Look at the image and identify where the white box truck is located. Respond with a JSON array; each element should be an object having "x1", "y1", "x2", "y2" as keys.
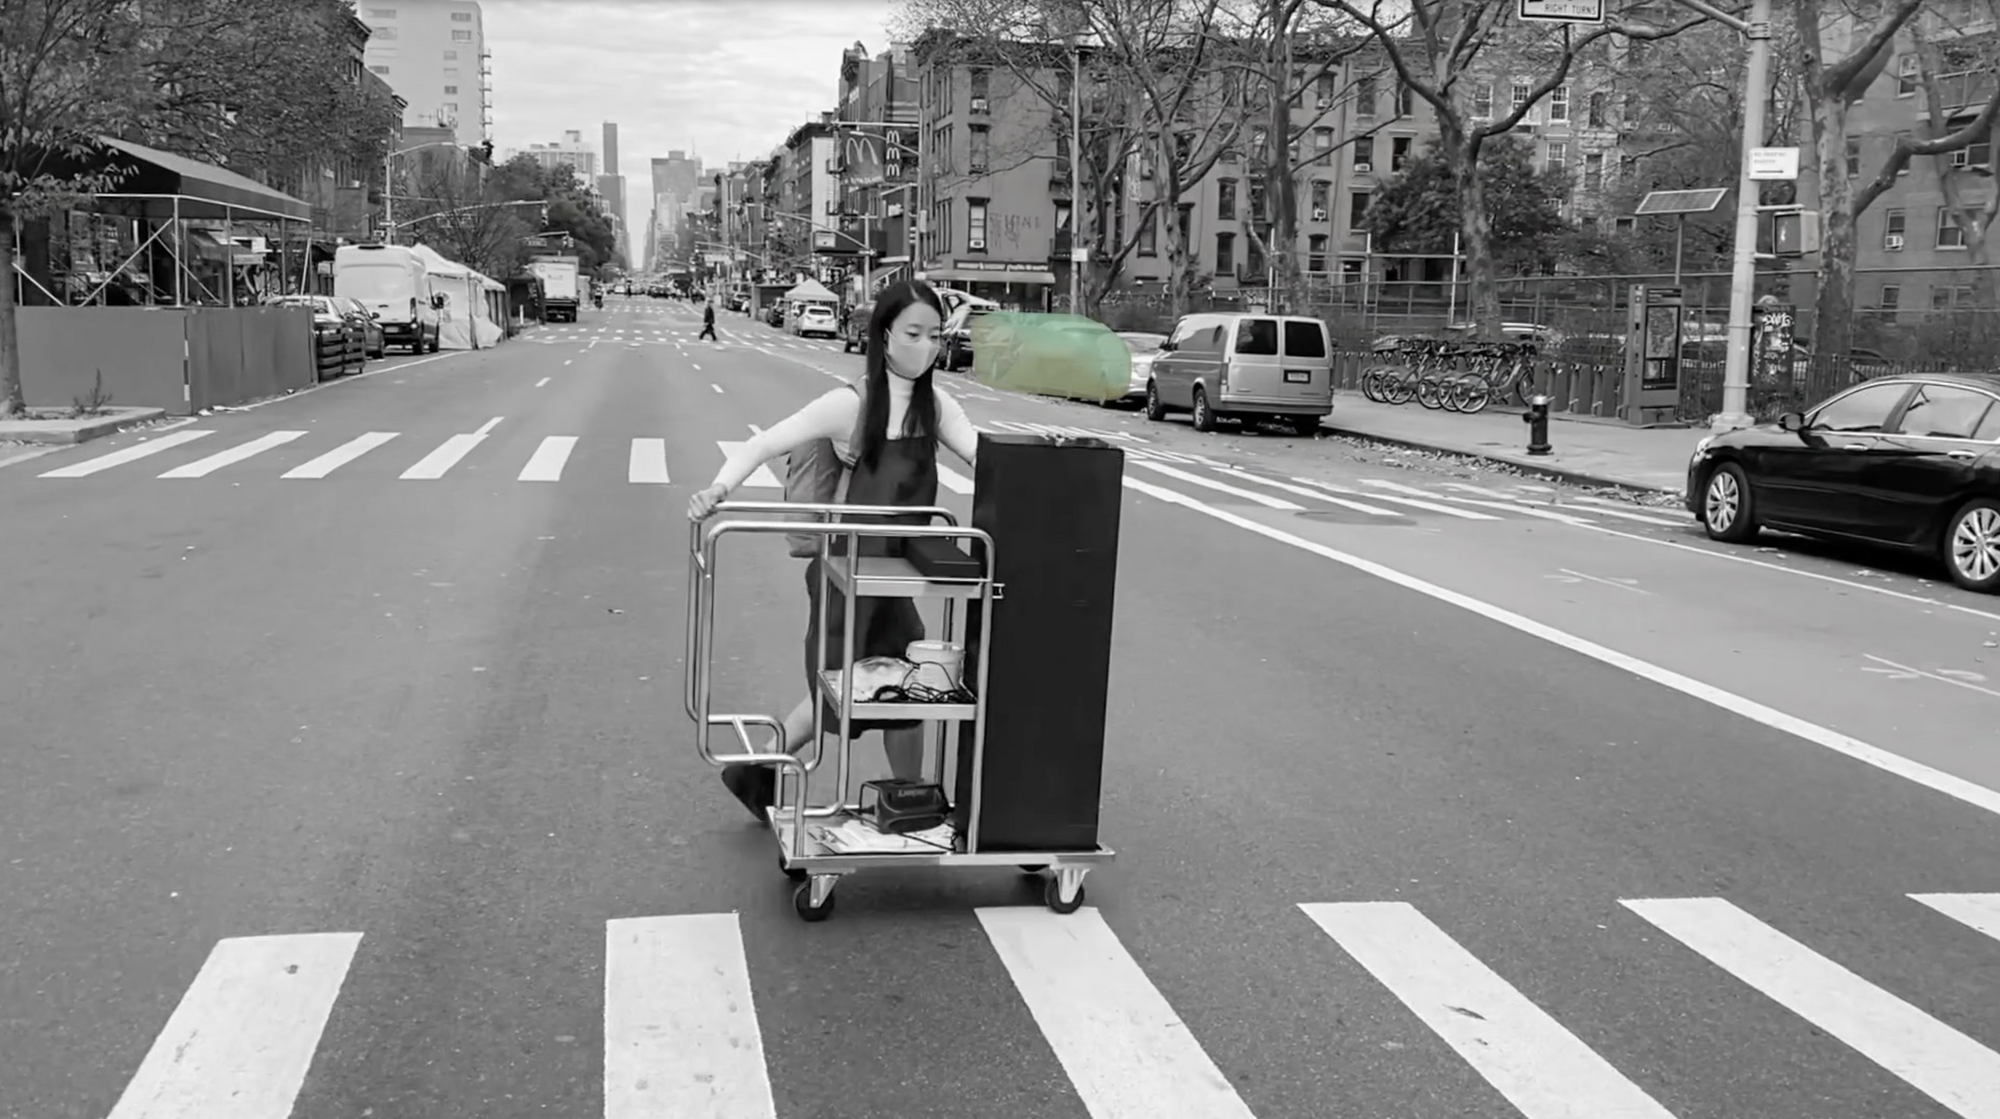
[{"x1": 529, "y1": 256, "x2": 581, "y2": 322}]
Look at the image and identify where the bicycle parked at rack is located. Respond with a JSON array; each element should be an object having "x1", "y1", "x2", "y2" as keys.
[{"x1": 1360, "y1": 337, "x2": 1545, "y2": 414}]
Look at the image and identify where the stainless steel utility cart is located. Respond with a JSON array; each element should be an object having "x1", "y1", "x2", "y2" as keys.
[{"x1": 686, "y1": 500, "x2": 1115, "y2": 922}]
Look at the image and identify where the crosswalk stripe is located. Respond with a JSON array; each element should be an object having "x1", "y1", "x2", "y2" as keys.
[
  {"x1": 39, "y1": 429, "x2": 214, "y2": 477},
  {"x1": 1442, "y1": 485, "x2": 1683, "y2": 527},
  {"x1": 629, "y1": 438, "x2": 670, "y2": 484},
  {"x1": 1301, "y1": 902, "x2": 1676, "y2": 1119},
  {"x1": 106, "y1": 932, "x2": 362, "y2": 1119},
  {"x1": 400, "y1": 434, "x2": 486, "y2": 480},
  {"x1": 1561, "y1": 495, "x2": 1693, "y2": 526},
  {"x1": 518, "y1": 436, "x2": 578, "y2": 482},
  {"x1": 1218, "y1": 468, "x2": 1401, "y2": 515},
  {"x1": 1624, "y1": 897, "x2": 2000, "y2": 1116},
  {"x1": 1911, "y1": 893, "x2": 2000, "y2": 940},
  {"x1": 1366, "y1": 480, "x2": 1594, "y2": 525},
  {"x1": 978, "y1": 907, "x2": 1259, "y2": 1119},
  {"x1": 282, "y1": 432, "x2": 398, "y2": 479},
  {"x1": 937, "y1": 465, "x2": 974, "y2": 494},
  {"x1": 1130, "y1": 460, "x2": 1304, "y2": 510},
  {"x1": 716, "y1": 441, "x2": 781, "y2": 488},
  {"x1": 159, "y1": 431, "x2": 307, "y2": 478},
  {"x1": 604, "y1": 914, "x2": 775, "y2": 1119},
  {"x1": 1296, "y1": 476, "x2": 1499, "y2": 520}
]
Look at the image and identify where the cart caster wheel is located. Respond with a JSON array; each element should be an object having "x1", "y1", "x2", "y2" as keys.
[
  {"x1": 794, "y1": 878, "x2": 836, "y2": 922},
  {"x1": 1044, "y1": 876, "x2": 1085, "y2": 915},
  {"x1": 1018, "y1": 864, "x2": 1048, "y2": 875}
]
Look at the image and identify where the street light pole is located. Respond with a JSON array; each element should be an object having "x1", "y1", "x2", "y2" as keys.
[
  {"x1": 1714, "y1": 0, "x2": 1772, "y2": 431},
  {"x1": 1069, "y1": 40, "x2": 1083, "y2": 314}
]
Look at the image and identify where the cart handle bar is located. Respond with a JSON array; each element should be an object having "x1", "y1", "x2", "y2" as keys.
[
  {"x1": 699, "y1": 713, "x2": 814, "y2": 842},
  {"x1": 688, "y1": 501, "x2": 958, "y2": 558}
]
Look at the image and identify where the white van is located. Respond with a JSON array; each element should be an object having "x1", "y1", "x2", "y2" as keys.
[
  {"x1": 334, "y1": 244, "x2": 444, "y2": 355},
  {"x1": 1143, "y1": 312, "x2": 1335, "y2": 435}
]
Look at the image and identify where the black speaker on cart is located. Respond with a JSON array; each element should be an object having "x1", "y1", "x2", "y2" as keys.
[{"x1": 951, "y1": 433, "x2": 1123, "y2": 852}]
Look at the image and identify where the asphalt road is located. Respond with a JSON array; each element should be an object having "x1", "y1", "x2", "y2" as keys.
[{"x1": 3, "y1": 296, "x2": 1998, "y2": 1119}]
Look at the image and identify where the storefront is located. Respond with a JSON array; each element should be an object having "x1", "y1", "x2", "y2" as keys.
[{"x1": 918, "y1": 260, "x2": 1058, "y2": 311}]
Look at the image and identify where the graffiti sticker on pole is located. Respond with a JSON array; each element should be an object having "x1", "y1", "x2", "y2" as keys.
[{"x1": 1518, "y1": 0, "x2": 1604, "y2": 22}]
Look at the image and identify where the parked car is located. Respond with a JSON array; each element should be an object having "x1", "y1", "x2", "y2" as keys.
[
  {"x1": 1108, "y1": 331, "x2": 1168, "y2": 406},
  {"x1": 794, "y1": 304, "x2": 838, "y2": 339},
  {"x1": 271, "y1": 295, "x2": 366, "y2": 378},
  {"x1": 1686, "y1": 373, "x2": 2000, "y2": 592},
  {"x1": 332, "y1": 296, "x2": 385, "y2": 358},
  {"x1": 1144, "y1": 312, "x2": 1335, "y2": 436}
]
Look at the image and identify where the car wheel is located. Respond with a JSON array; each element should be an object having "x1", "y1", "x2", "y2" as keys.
[
  {"x1": 1144, "y1": 381, "x2": 1166, "y2": 422},
  {"x1": 1191, "y1": 386, "x2": 1216, "y2": 432},
  {"x1": 1943, "y1": 498, "x2": 2000, "y2": 593},
  {"x1": 1701, "y1": 462, "x2": 1758, "y2": 543}
]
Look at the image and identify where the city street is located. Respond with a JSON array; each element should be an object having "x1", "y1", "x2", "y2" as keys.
[{"x1": 4, "y1": 297, "x2": 1999, "y2": 1119}]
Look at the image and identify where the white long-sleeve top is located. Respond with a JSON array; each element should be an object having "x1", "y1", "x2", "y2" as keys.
[{"x1": 708, "y1": 375, "x2": 979, "y2": 494}]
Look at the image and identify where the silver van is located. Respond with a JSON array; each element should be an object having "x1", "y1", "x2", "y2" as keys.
[{"x1": 1143, "y1": 312, "x2": 1334, "y2": 435}]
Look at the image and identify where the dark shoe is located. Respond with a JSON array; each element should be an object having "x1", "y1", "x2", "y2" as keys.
[{"x1": 720, "y1": 764, "x2": 777, "y2": 824}]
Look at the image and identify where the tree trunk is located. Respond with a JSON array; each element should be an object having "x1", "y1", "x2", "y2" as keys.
[
  {"x1": 0, "y1": 198, "x2": 26, "y2": 419},
  {"x1": 1808, "y1": 90, "x2": 1858, "y2": 363},
  {"x1": 1453, "y1": 144, "x2": 1500, "y2": 335},
  {"x1": 1265, "y1": 0, "x2": 1299, "y2": 313}
]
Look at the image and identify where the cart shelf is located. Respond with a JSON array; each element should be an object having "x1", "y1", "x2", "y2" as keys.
[
  {"x1": 817, "y1": 670, "x2": 977, "y2": 721},
  {"x1": 820, "y1": 552, "x2": 988, "y2": 600}
]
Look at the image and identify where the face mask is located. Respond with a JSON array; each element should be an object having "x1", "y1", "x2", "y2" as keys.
[{"x1": 885, "y1": 335, "x2": 937, "y2": 379}]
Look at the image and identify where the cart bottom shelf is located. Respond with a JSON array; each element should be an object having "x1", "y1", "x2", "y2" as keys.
[{"x1": 770, "y1": 810, "x2": 1116, "y2": 871}]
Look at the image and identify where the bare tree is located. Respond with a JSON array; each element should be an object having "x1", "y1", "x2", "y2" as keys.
[
  {"x1": 1794, "y1": 0, "x2": 2000, "y2": 359},
  {"x1": 402, "y1": 153, "x2": 535, "y2": 280},
  {"x1": 1909, "y1": 6, "x2": 2000, "y2": 356},
  {"x1": 1312, "y1": 0, "x2": 1704, "y2": 336}
]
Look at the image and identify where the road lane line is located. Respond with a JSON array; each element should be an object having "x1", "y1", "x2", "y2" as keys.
[
  {"x1": 938, "y1": 465, "x2": 974, "y2": 494},
  {"x1": 629, "y1": 439, "x2": 670, "y2": 484},
  {"x1": 1117, "y1": 475, "x2": 2000, "y2": 817},
  {"x1": 1291, "y1": 476, "x2": 1498, "y2": 520},
  {"x1": 692, "y1": 363, "x2": 702, "y2": 371},
  {"x1": 400, "y1": 434, "x2": 485, "y2": 479},
  {"x1": 105, "y1": 932, "x2": 361, "y2": 1119},
  {"x1": 158, "y1": 430, "x2": 307, "y2": 478},
  {"x1": 1624, "y1": 897, "x2": 2000, "y2": 1116},
  {"x1": 39, "y1": 430, "x2": 214, "y2": 477},
  {"x1": 282, "y1": 432, "x2": 399, "y2": 479},
  {"x1": 535, "y1": 376, "x2": 551, "y2": 387},
  {"x1": 712, "y1": 383, "x2": 724, "y2": 393},
  {"x1": 1381, "y1": 484, "x2": 1596, "y2": 525},
  {"x1": 717, "y1": 441, "x2": 781, "y2": 488},
  {"x1": 1862, "y1": 654, "x2": 2000, "y2": 698},
  {"x1": 565, "y1": 359, "x2": 574, "y2": 366},
  {"x1": 1218, "y1": 468, "x2": 1400, "y2": 516},
  {"x1": 1438, "y1": 486, "x2": 1684, "y2": 528},
  {"x1": 1129, "y1": 460, "x2": 1303, "y2": 510},
  {"x1": 518, "y1": 436, "x2": 577, "y2": 482},
  {"x1": 604, "y1": 914, "x2": 775, "y2": 1119},
  {"x1": 475, "y1": 416, "x2": 503, "y2": 436},
  {"x1": 1911, "y1": 894, "x2": 2000, "y2": 940},
  {"x1": 1300, "y1": 902, "x2": 1675, "y2": 1119},
  {"x1": 977, "y1": 907, "x2": 1259, "y2": 1119}
]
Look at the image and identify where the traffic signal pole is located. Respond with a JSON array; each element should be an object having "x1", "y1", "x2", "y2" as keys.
[{"x1": 1713, "y1": 0, "x2": 1773, "y2": 431}]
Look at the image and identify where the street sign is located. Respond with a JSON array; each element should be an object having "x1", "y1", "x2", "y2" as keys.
[
  {"x1": 1635, "y1": 188, "x2": 1728, "y2": 216},
  {"x1": 1748, "y1": 147, "x2": 1801, "y2": 180},
  {"x1": 1518, "y1": 0, "x2": 1604, "y2": 23}
]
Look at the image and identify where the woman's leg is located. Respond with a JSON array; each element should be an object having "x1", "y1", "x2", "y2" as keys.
[{"x1": 882, "y1": 725, "x2": 925, "y2": 781}]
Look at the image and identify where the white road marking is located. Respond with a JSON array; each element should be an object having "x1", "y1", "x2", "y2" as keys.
[
  {"x1": 565, "y1": 359, "x2": 574, "y2": 366},
  {"x1": 535, "y1": 377, "x2": 551, "y2": 387},
  {"x1": 1555, "y1": 568, "x2": 1650, "y2": 595},
  {"x1": 1130, "y1": 460, "x2": 1303, "y2": 510},
  {"x1": 978, "y1": 907, "x2": 1259, "y2": 1119},
  {"x1": 282, "y1": 432, "x2": 398, "y2": 479},
  {"x1": 518, "y1": 436, "x2": 577, "y2": 482},
  {"x1": 400, "y1": 434, "x2": 485, "y2": 479},
  {"x1": 105, "y1": 932, "x2": 361, "y2": 1119},
  {"x1": 39, "y1": 429, "x2": 213, "y2": 477},
  {"x1": 604, "y1": 914, "x2": 775, "y2": 1119},
  {"x1": 1218, "y1": 468, "x2": 1400, "y2": 516},
  {"x1": 717, "y1": 441, "x2": 780, "y2": 488},
  {"x1": 1911, "y1": 893, "x2": 2000, "y2": 940},
  {"x1": 712, "y1": 383, "x2": 724, "y2": 394},
  {"x1": 1301, "y1": 902, "x2": 1675, "y2": 1119},
  {"x1": 1293, "y1": 476, "x2": 1498, "y2": 520},
  {"x1": 629, "y1": 439, "x2": 670, "y2": 484},
  {"x1": 474, "y1": 416, "x2": 503, "y2": 436},
  {"x1": 1117, "y1": 475, "x2": 2000, "y2": 817},
  {"x1": 1862, "y1": 654, "x2": 2000, "y2": 698},
  {"x1": 691, "y1": 363, "x2": 701, "y2": 371},
  {"x1": 1375, "y1": 482, "x2": 1593, "y2": 525},
  {"x1": 1624, "y1": 897, "x2": 2000, "y2": 1117},
  {"x1": 158, "y1": 430, "x2": 307, "y2": 478},
  {"x1": 937, "y1": 465, "x2": 974, "y2": 494}
]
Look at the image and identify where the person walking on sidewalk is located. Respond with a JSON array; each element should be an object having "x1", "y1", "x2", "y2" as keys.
[
  {"x1": 698, "y1": 299, "x2": 718, "y2": 342},
  {"x1": 688, "y1": 281, "x2": 981, "y2": 822}
]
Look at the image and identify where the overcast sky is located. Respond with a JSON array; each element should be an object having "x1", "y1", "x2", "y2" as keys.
[{"x1": 483, "y1": 0, "x2": 902, "y2": 239}]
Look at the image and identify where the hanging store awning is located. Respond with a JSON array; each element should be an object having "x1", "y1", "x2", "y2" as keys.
[
  {"x1": 922, "y1": 267, "x2": 1058, "y2": 285},
  {"x1": 88, "y1": 136, "x2": 313, "y2": 223}
]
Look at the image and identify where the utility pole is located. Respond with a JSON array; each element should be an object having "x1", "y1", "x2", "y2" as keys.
[
  {"x1": 1713, "y1": 0, "x2": 1772, "y2": 431},
  {"x1": 1068, "y1": 40, "x2": 1083, "y2": 314}
]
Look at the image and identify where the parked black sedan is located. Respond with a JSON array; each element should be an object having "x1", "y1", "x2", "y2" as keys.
[{"x1": 1686, "y1": 374, "x2": 2000, "y2": 591}]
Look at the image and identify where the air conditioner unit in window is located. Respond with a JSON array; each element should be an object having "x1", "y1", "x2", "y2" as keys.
[
  {"x1": 1885, "y1": 234, "x2": 1905, "y2": 250},
  {"x1": 968, "y1": 237, "x2": 986, "y2": 250},
  {"x1": 1312, "y1": 208, "x2": 1328, "y2": 221},
  {"x1": 971, "y1": 97, "x2": 989, "y2": 113},
  {"x1": 1354, "y1": 162, "x2": 1372, "y2": 174}
]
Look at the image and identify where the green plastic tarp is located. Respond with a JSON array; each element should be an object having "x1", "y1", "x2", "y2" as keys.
[{"x1": 969, "y1": 313, "x2": 1129, "y2": 403}]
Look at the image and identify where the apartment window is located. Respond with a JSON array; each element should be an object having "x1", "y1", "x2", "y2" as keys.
[
  {"x1": 1949, "y1": 113, "x2": 1992, "y2": 168},
  {"x1": 1054, "y1": 200, "x2": 1072, "y2": 238},
  {"x1": 1897, "y1": 55, "x2": 1919, "y2": 96},
  {"x1": 1317, "y1": 73, "x2": 1336, "y2": 108},
  {"x1": 1391, "y1": 136, "x2": 1412, "y2": 171},
  {"x1": 969, "y1": 125, "x2": 989, "y2": 173},
  {"x1": 1310, "y1": 180, "x2": 1329, "y2": 216},
  {"x1": 1472, "y1": 84, "x2": 1493, "y2": 120},
  {"x1": 1356, "y1": 75, "x2": 1378, "y2": 118},
  {"x1": 1353, "y1": 136, "x2": 1373, "y2": 170},
  {"x1": 373, "y1": 25, "x2": 398, "y2": 38},
  {"x1": 1395, "y1": 82, "x2": 1413, "y2": 116},
  {"x1": 444, "y1": 102, "x2": 459, "y2": 112},
  {"x1": 1846, "y1": 137, "x2": 1862, "y2": 176},
  {"x1": 1249, "y1": 178, "x2": 1267, "y2": 222},
  {"x1": 1349, "y1": 190, "x2": 1371, "y2": 228},
  {"x1": 444, "y1": 85, "x2": 459, "y2": 94},
  {"x1": 1246, "y1": 236, "x2": 1265, "y2": 278},
  {"x1": 1546, "y1": 141, "x2": 1567, "y2": 174},
  {"x1": 1139, "y1": 211, "x2": 1157, "y2": 255},
  {"x1": 451, "y1": 10, "x2": 472, "y2": 19},
  {"x1": 1177, "y1": 203, "x2": 1192, "y2": 246},
  {"x1": 1878, "y1": 284, "x2": 1901, "y2": 317},
  {"x1": 1215, "y1": 232, "x2": 1236, "y2": 273},
  {"x1": 369, "y1": 65, "x2": 391, "y2": 74},
  {"x1": 970, "y1": 67, "x2": 990, "y2": 108},
  {"x1": 1583, "y1": 151, "x2": 1603, "y2": 189},
  {"x1": 1173, "y1": 131, "x2": 1193, "y2": 169},
  {"x1": 1932, "y1": 283, "x2": 1973, "y2": 309},
  {"x1": 1217, "y1": 178, "x2": 1237, "y2": 220},
  {"x1": 452, "y1": 29, "x2": 472, "y2": 40},
  {"x1": 1510, "y1": 81, "x2": 1530, "y2": 115},
  {"x1": 1308, "y1": 234, "x2": 1328, "y2": 273},
  {"x1": 367, "y1": 7, "x2": 396, "y2": 16},
  {"x1": 1588, "y1": 92, "x2": 1607, "y2": 127},
  {"x1": 968, "y1": 198, "x2": 988, "y2": 249},
  {"x1": 1549, "y1": 85, "x2": 1570, "y2": 123},
  {"x1": 1884, "y1": 207, "x2": 1906, "y2": 249},
  {"x1": 1938, "y1": 206, "x2": 1967, "y2": 248},
  {"x1": 1250, "y1": 125, "x2": 1268, "y2": 159}
]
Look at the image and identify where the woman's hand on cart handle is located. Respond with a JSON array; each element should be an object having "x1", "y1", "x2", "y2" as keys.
[{"x1": 688, "y1": 482, "x2": 729, "y2": 522}]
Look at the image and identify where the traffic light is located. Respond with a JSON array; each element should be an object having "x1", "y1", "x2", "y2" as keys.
[{"x1": 1772, "y1": 208, "x2": 1821, "y2": 257}]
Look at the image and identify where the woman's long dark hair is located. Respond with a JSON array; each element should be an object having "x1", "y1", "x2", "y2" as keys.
[{"x1": 855, "y1": 280, "x2": 945, "y2": 472}]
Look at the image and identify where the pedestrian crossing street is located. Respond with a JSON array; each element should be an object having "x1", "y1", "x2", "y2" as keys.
[
  {"x1": 16, "y1": 417, "x2": 1696, "y2": 528},
  {"x1": 103, "y1": 891, "x2": 2000, "y2": 1117}
]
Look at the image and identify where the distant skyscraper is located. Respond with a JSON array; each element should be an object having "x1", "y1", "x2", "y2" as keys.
[
  {"x1": 359, "y1": 0, "x2": 491, "y2": 147},
  {"x1": 601, "y1": 122, "x2": 628, "y2": 264}
]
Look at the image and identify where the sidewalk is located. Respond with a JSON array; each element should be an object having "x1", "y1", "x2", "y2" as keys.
[{"x1": 1322, "y1": 392, "x2": 1703, "y2": 494}]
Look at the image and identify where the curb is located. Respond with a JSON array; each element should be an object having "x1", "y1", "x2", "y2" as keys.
[
  {"x1": 1318, "y1": 421, "x2": 1682, "y2": 495},
  {"x1": 0, "y1": 407, "x2": 167, "y2": 446}
]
